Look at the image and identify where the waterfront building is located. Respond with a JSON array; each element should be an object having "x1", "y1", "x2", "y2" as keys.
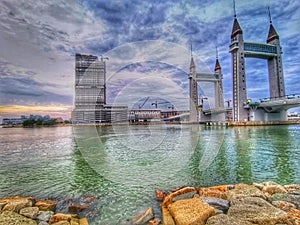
[{"x1": 72, "y1": 53, "x2": 128, "y2": 124}]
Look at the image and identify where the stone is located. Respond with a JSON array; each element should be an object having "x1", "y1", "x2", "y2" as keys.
[
  {"x1": 171, "y1": 190, "x2": 198, "y2": 202},
  {"x1": 133, "y1": 207, "x2": 154, "y2": 225},
  {"x1": 19, "y1": 206, "x2": 39, "y2": 219},
  {"x1": 168, "y1": 197, "x2": 216, "y2": 225},
  {"x1": 68, "y1": 204, "x2": 89, "y2": 213},
  {"x1": 287, "y1": 209, "x2": 300, "y2": 225},
  {"x1": 37, "y1": 211, "x2": 54, "y2": 222},
  {"x1": 253, "y1": 182, "x2": 264, "y2": 190},
  {"x1": 208, "y1": 184, "x2": 234, "y2": 193},
  {"x1": 51, "y1": 221, "x2": 70, "y2": 225},
  {"x1": 226, "y1": 184, "x2": 266, "y2": 201},
  {"x1": 262, "y1": 184, "x2": 287, "y2": 196},
  {"x1": 0, "y1": 196, "x2": 35, "y2": 205},
  {"x1": 148, "y1": 218, "x2": 161, "y2": 225},
  {"x1": 38, "y1": 222, "x2": 49, "y2": 225},
  {"x1": 49, "y1": 213, "x2": 77, "y2": 224},
  {"x1": 0, "y1": 210, "x2": 37, "y2": 225},
  {"x1": 70, "y1": 218, "x2": 80, "y2": 225},
  {"x1": 269, "y1": 193, "x2": 300, "y2": 209},
  {"x1": 155, "y1": 190, "x2": 168, "y2": 201},
  {"x1": 2, "y1": 199, "x2": 33, "y2": 212},
  {"x1": 36, "y1": 200, "x2": 57, "y2": 212},
  {"x1": 163, "y1": 187, "x2": 197, "y2": 206},
  {"x1": 272, "y1": 201, "x2": 296, "y2": 211},
  {"x1": 79, "y1": 218, "x2": 89, "y2": 225},
  {"x1": 161, "y1": 205, "x2": 175, "y2": 225},
  {"x1": 199, "y1": 197, "x2": 229, "y2": 212},
  {"x1": 82, "y1": 196, "x2": 97, "y2": 203},
  {"x1": 206, "y1": 214, "x2": 254, "y2": 225},
  {"x1": 197, "y1": 188, "x2": 226, "y2": 199},
  {"x1": 284, "y1": 184, "x2": 300, "y2": 193},
  {"x1": 0, "y1": 202, "x2": 7, "y2": 211},
  {"x1": 228, "y1": 196, "x2": 293, "y2": 224}
]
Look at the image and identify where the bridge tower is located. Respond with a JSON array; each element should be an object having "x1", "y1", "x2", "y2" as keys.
[
  {"x1": 229, "y1": 13, "x2": 248, "y2": 121},
  {"x1": 189, "y1": 52, "x2": 199, "y2": 122},
  {"x1": 214, "y1": 50, "x2": 225, "y2": 109},
  {"x1": 266, "y1": 9, "x2": 285, "y2": 98}
]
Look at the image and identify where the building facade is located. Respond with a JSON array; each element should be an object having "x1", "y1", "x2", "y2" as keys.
[{"x1": 72, "y1": 54, "x2": 127, "y2": 124}]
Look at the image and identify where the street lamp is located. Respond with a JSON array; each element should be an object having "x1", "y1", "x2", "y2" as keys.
[{"x1": 225, "y1": 99, "x2": 231, "y2": 108}]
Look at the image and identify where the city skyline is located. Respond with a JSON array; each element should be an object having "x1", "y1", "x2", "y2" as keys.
[{"x1": 0, "y1": 0, "x2": 299, "y2": 119}]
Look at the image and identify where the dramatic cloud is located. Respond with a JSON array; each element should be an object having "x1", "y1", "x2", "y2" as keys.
[{"x1": 0, "y1": 0, "x2": 299, "y2": 119}]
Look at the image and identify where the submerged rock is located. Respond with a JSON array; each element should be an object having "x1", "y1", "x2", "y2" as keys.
[
  {"x1": 68, "y1": 204, "x2": 89, "y2": 213},
  {"x1": 132, "y1": 207, "x2": 154, "y2": 225},
  {"x1": 155, "y1": 190, "x2": 168, "y2": 201}
]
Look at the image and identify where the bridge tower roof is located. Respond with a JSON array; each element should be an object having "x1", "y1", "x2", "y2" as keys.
[
  {"x1": 231, "y1": 18, "x2": 243, "y2": 38},
  {"x1": 267, "y1": 6, "x2": 279, "y2": 42}
]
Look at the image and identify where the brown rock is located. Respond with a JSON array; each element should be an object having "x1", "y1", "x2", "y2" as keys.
[
  {"x1": 272, "y1": 201, "x2": 296, "y2": 211},
  {"x1": 79, "y1": 217, "x2": 89, "y2": 225},
  {"x1": 206, "y1": 214, "x2": 254, "y2": 225},
  {"x1": 155, "y1": 190, "x2": 168, "y2": 201},
  {"x1": 36, "y1": 200, "x2": 57, "y2": 211},
  {"x1": 133, "y1": 207, "x2": 154, "y2": 225},
  {"x1": 0, "y1": 202, "x2": 7, "y2": 210},
  {"x1": 209, "y1": 184, "x2": 234, "y2": 193},
  {"x1": 51, "y1": 221, "x2": 70, "y2": 225},
  {"x1": 285, "y1": 184, "x2": 300, "y2": 193},
  {"x1": 228, "y1": 196, "x2": 293, "y2": 224},
  {"x1": 82, "y1": 196, "x2": 97, "y2": 203},
  {"x1": 0, "y1": 196, "x2": 35, "y2": 204},
  {"x1": 68, "y1": 204, "x2": 89, "y2": 213},
  {"x1": 161, "y1": 205, "x2": 175, "y2": 225},
  {"x1": 19, "y1": 206, "x2": 39, "y2": 219},
  {"x1": 198, "y1": 188, "x2": 226, "y2": 199},
  {"x1": 168, "y1": 197, "x2": 216, "y2": 225},
  {"x1": 262, "y1": 184, "x2": 287, "y2": 196},
  {"x1": 226, "y1": 184, "x2": 266, "y2": 201},
  {"x1": 0, "y1": 210, "x2": 37, "y2": 225},
  {"x1": 148, "y1": 218, "x2": 161, "y2": 225},
  {"x1": 163, "y1": 187, "x2": 197, "y2": 206},
  {"x1": 70, "y1": 218, "x2": 80, "y2": 225},
  {"x1": 49, "y1": 213, "x2": 78, "y2": 224},
  {"x1": 2, "y1": 199, "x2": 33, "y2": 213},
  {"x1": 288, "y1": 209, "x2": 300, "y2": 225}
]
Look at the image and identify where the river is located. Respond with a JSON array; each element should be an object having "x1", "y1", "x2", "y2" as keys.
[{"x1": 0, "y1": 124, "x2": 299, "y2": 224}]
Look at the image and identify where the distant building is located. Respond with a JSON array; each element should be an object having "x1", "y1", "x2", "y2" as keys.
[
  {"x1": 72, "y1": 53, "x2": 127, "y2": 124},
  {"x1": 1, "y1": 114, "x2": 51, "y2": 125}
]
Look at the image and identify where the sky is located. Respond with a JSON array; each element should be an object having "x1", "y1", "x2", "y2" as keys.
[{"x1": 0, "y1": 0, "x2": 299, "y2": 120}]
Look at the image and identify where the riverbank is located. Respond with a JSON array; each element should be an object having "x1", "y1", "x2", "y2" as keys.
[
  {"x1": 133, "y1": 181, "x2": 300, "y2": 225},
  {"x1": 0, "y1": 196, "x2": 89, "y2": 225}
]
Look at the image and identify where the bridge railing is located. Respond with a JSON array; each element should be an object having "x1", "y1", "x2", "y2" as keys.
[{"x1": 260, "y1": 94, "x2": 300, "y2": 102}]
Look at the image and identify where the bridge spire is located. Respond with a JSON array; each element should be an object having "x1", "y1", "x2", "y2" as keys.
[
  {"x1": 233, "y1": 0, "x2": 237, "y2": 18},
  {"x1": 190, "y1": 43, "x2": 195, "y2": 69},
  {"x1": 267, "y1": 6, "x2": 279, "y2": 43},
  {"x1": 231, "y1": 0, "x2": 243, "y2": 38},
  {"x1": 214, "y1": 47, "x2": 221, "y2": 72}
]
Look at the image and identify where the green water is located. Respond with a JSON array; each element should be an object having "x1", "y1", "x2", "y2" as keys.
[{"x1": 0, "y1": 125, "x2": 299, "y2": 224}]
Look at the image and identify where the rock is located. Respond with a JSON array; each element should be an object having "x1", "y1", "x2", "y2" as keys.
[
  {"x1": 262, "y1": 184, "x2": 287, "y2": 196},
  {"x1": 155, "y1": 190, "x2": 168, "y2": 201},
  {"x1": 68, "y1": 204, "x2": 89, "y2": 213},
  {"x1": 198, "y1": 188, "x2": 226, "y2": 199},
  {"x1": 49, "y1": 213, "x2": 77, "y2": 224},
  {"x1": 272, "y1": 201, "x2": 296, "y2": 211},
  {"x1": 208, "y1": 185, "x2": 234, "y2": 193},
  {"x1": 199, "y1": 197, "x2": 229, "y2": 212},
  {"x1": 19, "y1": 207, "x2": 39, "y2": 219},
  {"x1": 2, "y1": 199, "x2": 33, "y2": 212},
  {"x1": 36, "y1": 200, "x2": 57, "y2": 212},
  {"x1": 0, "y1": 202, "x2": 7, "y2": 210},
  {"x1": 287, "y1": 209, "x2": 300, "y2": 225},
  {"x1": 0, "y1": 210, "x2": 37, "y2": 225},
  {"x1": 36, "y1": 211, "x2": 54, "y2": 222},
  {"x1": 228, "y1": 196, "x2": 292, "y2": 224},
  {"x1": 70, "y1": 218, "x2": 80, "y2": 225},
  {"x1": 253, "y1": 182, "x2": 264, "y2": 190},
  {"x1": 133, "y1": 207, "x2": 154, "y2": 225},
  {"x1": 148, "y1": 218, "x2": 161, "y2": 225},
  {"x1": 226, "y1": 184, "x2": 266, "y2": 201},
  {"x1": 82, "y1": 196, "x2": 97, "y2": 203},
  {"x1": 0, "y1": 196, "x2": 35, "y2": 205},
  {"x1": 51, "y1": 221, "x2": 70, "y2": 225},
  {"x1": 268, "y1": 192, "x2": 300, "y2": 209},
  {"x1": 163, "y1": 187, "x2": 197, "y2": 206},
  {"x1": 38, "y1": 222, "x2": 49, "y2": 225},
  {"x1": 284, "y1": 184, "x2": 300, "y2": 193},
  {"x1": 161, "y1": 205, "x2": 175, "y2": 225},
  {"x1": 167, "y1": 197, "x2": 216, "y2": 225},
  {"x1": 206, "y1": 214, "x2": 254, "y2": 225},
  {"x1": 79, "y1": 218, "x2": 89, "y2": 225}
]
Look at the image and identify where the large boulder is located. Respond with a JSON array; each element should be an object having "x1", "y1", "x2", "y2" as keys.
[
  {"x1": 226, "y1": 185, "x2": 266, "y2": 201},
  {"x1": 167, "y1": 197, "x2": 216, "y2": 225},
  {"x1": 49, "y1": 213, "x2": 78, "y2": 224},
  {"x1": 36, "y1": 211, "x2": 54, "y2": 222},
  {"x1": 35, "y1": 200, "x2": 57, "y2": 212},
  {"x1": 228, "y1": 196, "x2": 293, "y2": 224},
  {"x1": 161, "y1": 205, "x2": 175, "y2": 225},
  {"x1": 0, "y1": 210, "x2": 37, "y2": 225},
  {"x1": 206, "y1": 214, "x2": 253, "y2": 225},
  {"x1": 2, "y1": 199, "x2": 33, "y2": 213}
]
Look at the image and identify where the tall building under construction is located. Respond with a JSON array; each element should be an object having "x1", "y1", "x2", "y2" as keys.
[{"x1": 72, "y1": 53, "x2": 127, "y2": 124}]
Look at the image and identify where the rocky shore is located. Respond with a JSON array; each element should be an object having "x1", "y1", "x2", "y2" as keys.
[
  {"x1": 133, "y1": 181, "x2": 300, "y2": 225},
  {"x1": 0, "y1": 196, "x2": 89, "y2": 225}
]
